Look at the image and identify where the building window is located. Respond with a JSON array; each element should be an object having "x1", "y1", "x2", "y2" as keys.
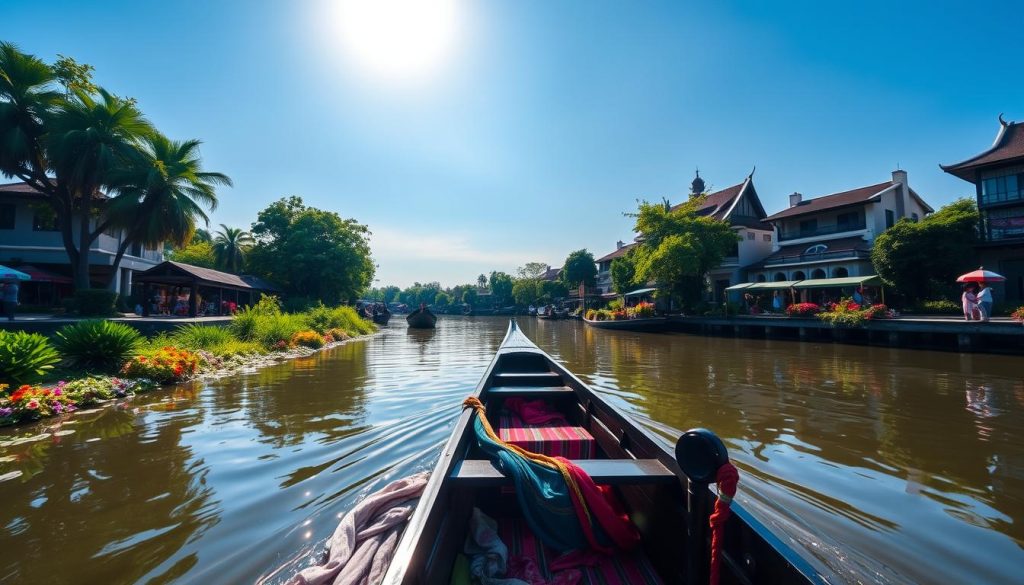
[
  {"x1": 746, "y1": 232, "x2": 755, "y2": 240},
  {"x1": 833, "y1": 267, "x2": 849, "y2": 278},
  {"x1": 756, "y1": 274, "x2": 767, "y2": 282},
  {"x1": 911, "y1": 213, "x2": 919, "y2": 222},
  {"x1": 32, "y1": 208, "x2": 58, "y2": 232},
  {"x1": 773, "y1": 272, "x2": 787, "y2": 282},
  {"x1": 0, "y1": 204, "x2": 14, "y2": 230},
  {"x1": 812, "y1": 268, "x2": 826, "y2": 279},
  {"x1": 793, "y1": 271, "x2": 806, "y2": 280},
  {"x1": 805, "y1": 244, "x2": 828, "y2": 255},
  {"x1": 836, "y1": 211, "x2": 862, "y2": 230},
  {"x1": 885, "y1": 209, "x2": 895, "y2": 229},
  {"x1": 982, "y1": 173, "x2": 1022, "y2": 206},
  {"x1": 986, "y1": 206, "x2": 1024, "y2": 240},
  {"x1": 799, "y1": 218, "x2": 818, "y2": 236},
  {"x1": 763, "y1": 234, "x2": 771, "y2": 242}
]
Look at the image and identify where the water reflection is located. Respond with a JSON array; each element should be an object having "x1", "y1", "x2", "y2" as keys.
[{"x1": 0, "y1": 318, "x2": 1020, "y2": 584}]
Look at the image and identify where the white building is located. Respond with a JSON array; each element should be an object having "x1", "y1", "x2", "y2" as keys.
[{"x1": 0, "y1": 181, "x2": 163, "y2": 300}]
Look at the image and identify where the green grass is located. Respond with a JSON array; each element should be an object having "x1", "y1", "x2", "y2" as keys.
[{"x1": 171, "y1": 324, "x2": 235, "y2": 349}]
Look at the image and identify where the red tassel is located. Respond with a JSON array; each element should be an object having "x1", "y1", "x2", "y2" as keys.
[{"x1": 709, "y1": 462, "x2": 738, "y2": 585}]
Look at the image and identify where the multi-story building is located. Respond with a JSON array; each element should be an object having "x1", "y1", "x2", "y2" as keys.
[
  {"x1": 595, "y1": 171, "x2": 774, "y2": 299},
  {"x1": 941, "y1": 115, "x2": 1024, "y2": 304},
  {"x1": 0, "y1": 181, "x2": 163, "y2": 299},
  {"x1": 748, "y1": 170, "x2": 932, "y2": 283}
]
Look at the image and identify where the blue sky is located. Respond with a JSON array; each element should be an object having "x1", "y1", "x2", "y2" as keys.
[{"x1": 4, "y1": 0, "x2": 1022, "y2": 287}]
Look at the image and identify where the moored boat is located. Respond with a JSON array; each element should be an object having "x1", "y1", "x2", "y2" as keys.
[
  {"x1": 364, "y1": 302, "x2": 391, "y2": 325},
  {"x1": 369, "y1": 320, "x2": 822, "y2": 584},
  {"x1": 583, "y1": 315, "x2": 669, "y2": 332},
  {"x1": 406, "y1": 306, "x2": 437, "y2": 329}
]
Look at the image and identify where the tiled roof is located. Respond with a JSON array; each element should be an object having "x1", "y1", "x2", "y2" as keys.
[
  {"x1": 941, "y1": 118, "x2": 1024, "y2": 183},
  {"x1": 596, "y1": 242, "x2": 637, "y2": 263},
  {"x1": 137, "y1": 261, "x2": 279, "y2": 291},
  {"x1": 0, "y1": 180, "x2": 108, "y2": 199},
  {"x1": 762, "y1": 236, "x2": 870, "y2": 262},
  {"x1": 540, "y1": 267, "x2": 562, "y2": 281},
  {"x1": 671, "y1": 182, "x2": 743, "y2": 220},
  {"x1": 764, "y1": 182, "x2": 894, "y2": 221}
]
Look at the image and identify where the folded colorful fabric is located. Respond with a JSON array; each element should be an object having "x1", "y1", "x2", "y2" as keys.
[{"x1": 498, "y1": 413, "x2": 595, "y2": 459}]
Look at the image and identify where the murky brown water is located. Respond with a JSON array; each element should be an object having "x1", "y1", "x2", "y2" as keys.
[{"x1": 0, "y1": 317, "x2": 1021, "y2": 584}]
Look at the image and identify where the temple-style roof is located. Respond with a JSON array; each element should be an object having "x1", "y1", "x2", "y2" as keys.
[
  {"x1": 671, "y1": 172, "x2": 770, "y2": 229},
  {"x1": 941, "y1": 116, "x2": 1024, "y2": 183},
  {"x1": 595, "y1": 242, "x2": 637, "y2": 263}
]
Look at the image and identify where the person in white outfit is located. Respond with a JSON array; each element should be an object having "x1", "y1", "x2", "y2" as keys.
[{"x1": 977, "y1": 283, "x2": 993, "y2": 322}]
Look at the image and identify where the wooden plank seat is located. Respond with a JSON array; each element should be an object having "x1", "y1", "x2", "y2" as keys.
[
  {"x1": 490, "y1": 372, "x2": 564, "y2": 387},
  {"x1": 452, "y1": 459, "x2": 677, "y2": 486},
  {"x1": 487, "y1": 385, "x2": 576, "y2": 397},
  {"x1": 498, "y1": 411, "x2": 596, "y2": 458}
]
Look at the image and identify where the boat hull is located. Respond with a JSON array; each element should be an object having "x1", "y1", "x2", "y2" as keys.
[
  {"x1": 406, "y1": 308, "x2": 437, "y2": 329},
  {"x1": 380, "y1": 320, "x2": 823, "y2": 585},
  {"x1": 583, "y1": 316, "x2": 669, "y2": 331},
  {"x1": 372, "y1": 312, "x2": 391, "y2": 325}
]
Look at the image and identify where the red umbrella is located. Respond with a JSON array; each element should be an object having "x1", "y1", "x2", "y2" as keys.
[{"x1": 956, "y1": 267, "x2": 1006, "y2": 283}]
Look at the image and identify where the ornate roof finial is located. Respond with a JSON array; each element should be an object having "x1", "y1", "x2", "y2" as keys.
[
  {"x1": 690, "y1": 168, "x2": 706, "y2": 198},
  {"x1": 999, "y1": 113, "x2": 1008, "y2": 126}
]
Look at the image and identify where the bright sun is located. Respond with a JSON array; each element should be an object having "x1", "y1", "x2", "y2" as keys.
[{"x1": 329, "y1": 0, "x2": 462, "y2": 82}]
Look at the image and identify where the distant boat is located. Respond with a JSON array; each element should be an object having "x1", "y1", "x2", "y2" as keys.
[
  {"x1": 363, "y1": 304, "x2": 391, "y2": 325},
  {"x1": 407, "y1": 306, "x2": 437, "y2": 329}
]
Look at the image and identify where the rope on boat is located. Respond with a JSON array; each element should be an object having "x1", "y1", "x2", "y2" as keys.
[{"x1": 709, "y1": 462, "x2": 739, "y2": 585}]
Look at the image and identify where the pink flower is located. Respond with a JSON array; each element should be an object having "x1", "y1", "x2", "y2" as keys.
[
  {"x1": 53, "y1": 388, "x2": 62, "y2": 396},
  {"x1": 26, "y1": 400, "x2": 39, "y2": 410}
]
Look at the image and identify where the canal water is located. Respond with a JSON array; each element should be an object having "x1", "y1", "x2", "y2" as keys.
[{"x1": 0, "y1": 317, "x2": 1021, "y2": 584}]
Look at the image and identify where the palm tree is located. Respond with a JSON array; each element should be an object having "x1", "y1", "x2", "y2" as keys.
[
  {"x1": 212, "y1": 225, "x2": 253, "y2": 273},
  {"x1": 0, "y1": 42, "x2": 59, "y2": 184},
  {"x1": 105, "y1": 133, "x2": 231, "y2": 283},
  {"x1": 45, "y1": 87, "x2": 154, "y2": 289}
]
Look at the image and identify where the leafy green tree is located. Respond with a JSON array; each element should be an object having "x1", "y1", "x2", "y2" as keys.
[
  {"x1": 191, "y1": 228, "x2": 212, "y2": 244},
  {"x1": 382, "y1": 285, "x2": 401, "y2": 304},
  {"x1": 631, "y1": 197, "x2": 738, "y2": 307},
  {"x1": 512, "y1": 279, "x2": 542, "y2": 305},
  {"x1": 489, "y1": 271, "x2": 514, "y2": 306},
  {"x1": 247, "y1": 196, "x2": 374, "y2": 304},
  {"x1": 610, "y1": 253, "x2": 637, "y2": 294},
  {"x1": 434, "y1": 292, "x2": 452, "y2": 307},
  {"x1": 872, "y1": 199, "x2": 979, "y2": 302},
  {"x1": 212, "y1": 224, "x2": 254, "y2": 273},
  {"x1": 462, "y1": 287, "x2": 478, "y2": 306},
  {"x1": 105, "y1": 134, "x2": 229, "y2": 284},
  {"x1": 517, "y1": 262, "x2": 550, "y2": 280},
  {"x1": 168, "y1": 241, "x2": 217, "y2": 268},
  {"x1": 561, "y1": 249, "x2": 597, "y2": 289},
  {"x1": 541, "y1": 279, "x2": 568, "y2": 300}
]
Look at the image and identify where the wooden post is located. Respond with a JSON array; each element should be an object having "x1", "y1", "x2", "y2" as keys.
[{"x1": 188, "y1": 279, "x2": 198, "y2": 318}]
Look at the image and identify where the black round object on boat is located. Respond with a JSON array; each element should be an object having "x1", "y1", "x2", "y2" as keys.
[{"x1": 675, "y1": 428, "x2": 729, "y2": 484}]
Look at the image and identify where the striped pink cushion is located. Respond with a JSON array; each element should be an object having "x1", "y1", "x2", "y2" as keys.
[
  {"x1": 498, "y1": 413, "x2": 595, "y2": 459},
  {"x1": 498, "y1": 517, "x2": 664, "y2": 585}
]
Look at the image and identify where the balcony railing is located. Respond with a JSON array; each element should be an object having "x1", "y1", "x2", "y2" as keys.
[
  {"x1": 764, "y1": 249, "x2": 870, "y2": 266},
  {"x1": 778, "y1": 220, "x2": 867, "y2": 242}
]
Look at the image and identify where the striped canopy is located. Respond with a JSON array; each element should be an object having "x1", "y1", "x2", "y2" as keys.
[{"x1": 956, "y1": 268, "x2": 1006, "y2": 283}]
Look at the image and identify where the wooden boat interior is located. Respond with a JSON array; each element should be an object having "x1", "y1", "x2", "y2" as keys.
[{"x1": 383, "y1": 321, "x2": 819, "y2": 585}]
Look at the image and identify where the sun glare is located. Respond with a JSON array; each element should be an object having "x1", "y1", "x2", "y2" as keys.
[{"x1": 329, "y1": 0, "x2": 462, "y2": 83}]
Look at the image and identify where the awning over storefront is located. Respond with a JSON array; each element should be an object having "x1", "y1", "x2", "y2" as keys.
[
  {"x1": 623, "y1": 287, "x2": 657, "y2": 297},
  {"x1": 724, "y1": 282, "x2": 756, "y2": 292},
  {"x1": 135, "y1": 261, "x2": 280, "y2": 317},
  {"x1": 793, "y1": 275, "x2": 882, "y2": 289},
  {"x1": 747, "y1": 280, "x2": 802, "y2": 290}
]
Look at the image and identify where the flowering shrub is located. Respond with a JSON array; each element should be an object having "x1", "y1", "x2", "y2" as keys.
[
  {"x1": 863, "y1": 304, "x2": 894, "y2": 320},
  {"x1": 817, "y1": 298, "x2": 891, "y2": 327},
  {"x1": 121, "y1": 347, "x2": 201, "y2": 383},
  {"x1": 1011, "y1": 306, "x2": 1024, "y2": 322},
  {"x1": 60, "y1": 376, "x2": 158, "y2": 406},
  {"x1": 324, "y1": 328, "x2": 350, "y2": 343},
  {"x1": 628, "y1": 302, "x2": 656, "y2": 318},
  {"x1": 785, "y1": 303, "x2": 821, "y2": 317},
  {"x1": 0, "y1": 384, "x2": 76, "y2": 424},
  {"x1": 291, "y1": 330, "x2": 326, "y2": 349},
  {"x1": 272, "y1": 340, "x2": 289, "y2": 351},
  {"x1": 584, "y1": 309, "x2": 597, "y2": 320}
]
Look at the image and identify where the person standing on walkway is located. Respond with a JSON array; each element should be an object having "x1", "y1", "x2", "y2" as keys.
[
  {"x1": 2, "y1": 280, "x2": 19, "y2": 321},
  {"x1": 977, "y1": 283, "x2": 993, "y2": 322},
  {"x1": 962, "y1": 284, "x2": 980, "y2": 321}
]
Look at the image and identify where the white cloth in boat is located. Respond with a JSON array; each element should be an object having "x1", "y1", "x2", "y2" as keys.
[{"x1": 288, "y1": 471, "x2": 430, "y2": 585}]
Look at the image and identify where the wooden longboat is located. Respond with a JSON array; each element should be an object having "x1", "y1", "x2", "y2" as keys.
[
  {"x1": 381, "y1": 320, "x2": 822, "y2": 585},
  {"x1": 366, "y1": 308, "x2": 391, "y2": 325},
  {"x1": 583, "y1": 316, "x2": 669, "y2": 332},
  {"x1": 406, "y1": 307, "x2": 438, "y2": 329}
]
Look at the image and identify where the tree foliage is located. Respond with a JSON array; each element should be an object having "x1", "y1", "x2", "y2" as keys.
[
  {"x1": 561, "y1": 249, "x2": 597, "y2": 288},
  {"x1": 517, "y1": 262, "x2": 550, "y2": 280},
  {"x1": 247, "y1": 196, "x2": 374, "y2": 304},
  {"x1": 610, "y1": 253, "x2": 637, "y2": 294},
  {"x1": 489, "y1": 271, "x2": 514, "y2": 306},
  {"x1": 630, "y1": 197, "x2": 738, "y2": 307},
  {"x1": 212, "y1": 224, "x2": 254, "y2": 273},
  {"x1": 168, "y1": 241, "x2": 217, "y2": 268},
  {"x1": 871, "y1": 199, "x2": 979, "y2": 302},
  {"x1": 512, "y1": 279, "x2": 542, "y2": 305}
]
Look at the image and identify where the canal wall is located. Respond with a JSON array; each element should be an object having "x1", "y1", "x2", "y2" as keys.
[
  {"x1": 0, "y1": 316, "x2": 233, "y2": 336},
  {"x1": 671, "y1": 316, "x2": 1024, "y2": 355}
]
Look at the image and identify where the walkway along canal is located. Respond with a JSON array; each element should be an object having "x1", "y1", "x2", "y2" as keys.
[{"x1": 0, "y1": 317, "x2": 1021, "y2": 583}]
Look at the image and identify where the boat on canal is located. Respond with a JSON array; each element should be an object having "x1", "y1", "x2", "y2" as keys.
[
  {"x1": 406, "y1": 305, "x2": 437, "y2": 329},
  {"x1": 583, "y1": 315, "x2": 670, "y2": 332},
  {"x1": 376, "y1": 320, "x2": 821, "y2": 584},
  {"x1": 364, "y1": 303, "x2": 391, "y2": 325}
]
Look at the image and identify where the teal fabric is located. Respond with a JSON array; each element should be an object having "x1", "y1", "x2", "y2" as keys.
[{"x1": 471, "y1": 415, "x2": 588, "y2": 552}]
